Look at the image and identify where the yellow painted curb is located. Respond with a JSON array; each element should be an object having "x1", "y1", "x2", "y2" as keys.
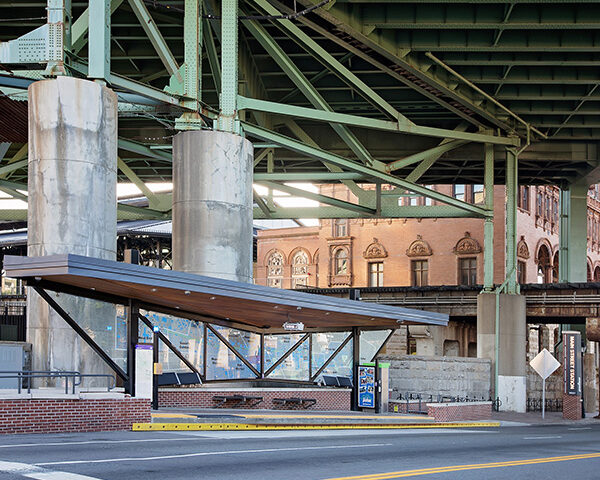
[{"x1": 132, "y1": 422, "x2": 500, "y2": 431}]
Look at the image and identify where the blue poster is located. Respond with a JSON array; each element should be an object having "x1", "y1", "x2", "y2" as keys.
[{"x1": 358, "y1": 365, "x2": 375, "y2": 408}]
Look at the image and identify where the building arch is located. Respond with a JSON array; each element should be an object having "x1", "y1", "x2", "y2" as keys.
[
  {"x1": 536, "y1": 243, "x2": 552, "y2": 283},
  {"x1": 517, "y1": 236, "x2": 530, "y2": 259},
  {"x1": 406, "y1": 235, "x2": 433, "y2": 257},
  {"x1": 363, "y1": 238, "x2": 388, "y2": 259},
  {"x1": 594, "y1": 264, "x2": 600, "y2": 282},
  {"x1": 588, "y1": 257, "x2": 594, "y2": 282},
  {"x1": 289, "y1": 246, "x2": 312, "y2": 265},
  {"x1": 290, "y1": 248, "x2": 310, "y2": 288},
  {"x1": 552, "y1": 250, "x2": 559, "y2": 283},
  {"x1": 265, "y1": 249, "x2": 285, "y2": 289},
  {"x1": 332, "y1": 247, "x2": 349, "y2": 276},
  {"x1": 453, "y1": 232, "x2": 481, "y2": 255}
]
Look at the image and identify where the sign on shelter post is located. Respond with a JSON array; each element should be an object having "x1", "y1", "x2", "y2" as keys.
[{"x1": 530, "y1": 348, "x2": 560, "y2": 419}]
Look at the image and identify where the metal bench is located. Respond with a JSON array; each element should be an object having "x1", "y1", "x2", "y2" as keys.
[
  {"x1": 212, "y1": 394, "x2": 263, "y2": 408},
  {"x1": 273, "y1": 397, "x2": 317, "y2": 409},
  {"x1": 157, "y1": 371, "x2": 202, "y2": 386}
]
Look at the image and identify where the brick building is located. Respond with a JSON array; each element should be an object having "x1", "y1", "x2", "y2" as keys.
[{"x1": 255, "y1": 184, "x2": 600, "y2": 362}]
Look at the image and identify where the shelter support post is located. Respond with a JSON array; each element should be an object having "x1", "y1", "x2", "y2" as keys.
[
  {"x1": 172, "y1": 130, "x2": 254, "y2": 282},
  {"x1": 27, "y1": 77, "x2": 118, "y2": 379},
  {"x1": 351, "y1": 327, "x2": 359, "y2": 411},
  {"x1": 483, "y1": 143, "x2": 494, "y2": 291},
  {"x1": 126, "y1": 300, "x2": 139, "y2": 396},
  {"x1": 217, "y1": 0, "x2": 239, "y2": 132},
  {"x1": 152, "y1": 329, "x2": 159, "y2": 410},
  {"x1": 559, "y1": 183, "x2": 589, "y2": 283}
]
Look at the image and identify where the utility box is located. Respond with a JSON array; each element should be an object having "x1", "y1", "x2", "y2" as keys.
[
  {"x1": 376, "y1": 361, "x2": 390, "y2": 414},
  {"x1": 0, "y1": 342, "x2": 30, "y2": 389}
]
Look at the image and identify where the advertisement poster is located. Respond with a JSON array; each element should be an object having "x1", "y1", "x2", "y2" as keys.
[{"x1": 358, "y1": 365, "x2": 375, "y2": 408}]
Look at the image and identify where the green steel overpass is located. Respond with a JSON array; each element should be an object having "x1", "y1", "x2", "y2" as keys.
[{"x1": 0, "y1": 0, "x2": 598, "y2": 289}]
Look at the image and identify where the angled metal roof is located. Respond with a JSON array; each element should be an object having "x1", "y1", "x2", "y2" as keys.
[{"x1": 3, "y1": 254, "x2": 448, "y2": 332}]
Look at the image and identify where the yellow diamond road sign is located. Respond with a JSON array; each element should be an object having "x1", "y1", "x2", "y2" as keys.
[{"x1": 530, "y1": 348, "x2": 561, "y2": 380}]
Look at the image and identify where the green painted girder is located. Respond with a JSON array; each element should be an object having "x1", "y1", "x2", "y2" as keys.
[
  {"x1": 257, "y1": 180, "x2": 376, "y2": 215},
  {"x1": 237, "y1": 95, "x2": 519, "y2": 146},
  {"x1": 293, "y1": 0, "x2": 517, "y2": 133},
  {"x1": 88, "y1": 0, "x2": 112, "y2": 81},
  {"x1": 117, "y1": 138, "x2": 173, "y2": 162},
  {"x1": 243, "y1": 122, "x2": 490, "y2": 218},
  {"x1": 253, "y1": 205, "x2": 482, "y2": 219},
  {"x1": 254, "y1": 172, "x2": 366, "y2": 181},
  {"x1": 203, "y1": 17, "x2": 221, "y2": 93},
  {"x1": 217, "y1": 0, "x2": 239, "y2": 132},
  {"x1": 386, "y1": 139, "x2": 468, "y2": 173},
  {"x1": 241, "y1": 15, "x2": 376, "y2": 167},
  {"x1": 0, "y1": 159, "x2": 27, "y2": 177},
  {"x1": 248, "y1": 0, "x2": 412, "y2": 124},
  {"x1": 127, "y1": 0, "x2": 182, "y2": 81},
  {"x1": 72, "y1": 0, "x2": 124, "y2": 54}
]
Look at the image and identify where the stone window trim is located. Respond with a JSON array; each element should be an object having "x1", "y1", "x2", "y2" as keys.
[
  {"x1": 291, "y1": 248, "x2": 310, "y2": 289},
  {"x1": 328, "y1": 244, "x2": 352, "y2": 287},
  {"x1": 406, "y1": 235, "x2": 433, "y2": 257},
  {"x1": 517, "y1": 236, "x2": 530, "y2": 259},
  {"x1": 453, "y1": 232, "x2": 482, "y2": 255},
  {"x1": 266, "y1": 249, "x2": 285, "y2": 289},
  {"x1": 363, "y1": 237, "x2": 388, "y2": 259}
]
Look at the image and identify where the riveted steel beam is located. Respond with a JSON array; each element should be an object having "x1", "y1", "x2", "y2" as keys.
[
  {"x1": 238, "y1": 96, "x2": 519, "y2": 146},
  {"x1": 244, "y1": 123, "x2": 490, "y2": 217}
]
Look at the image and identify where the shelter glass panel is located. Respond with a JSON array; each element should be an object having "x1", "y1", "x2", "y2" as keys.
[
  {"x1": 50, "y1": 292, "x2": 127, "y2": 373},
  {"x1": 212, "y1": 325, "x2": 261, "y2": 371},
  {"x1": 205, "y1": 328, "x2": 257, "y2": 380},
  {"x1": 139, "y1": 310, "x2": 203, "y2": 372},
  {"x1": 360, "y1": 330, "x2": 392, "y2": 363},
  {"x1": 319, "y1": 339, "x2": 353, "y2": 378},
  {"x1": 312, "y1": 332, "x2": 351, "y2": 376},
  {"x1": 265, "y1": 334, "x2": 310, "y2": 380}
]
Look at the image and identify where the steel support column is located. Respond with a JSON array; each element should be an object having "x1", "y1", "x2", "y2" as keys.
[
  {"x1": 483, "y1": 143, "x2": 494, "y2": 291},
  {"x1": 88, "y1": 0, "x2": 111, "y2": 81},
  {"x1": 559, "y1": 183, "x2": 589, "y2": 282},
  {"x1": 505, "y1": 148, "x2": 518, "y2": 294},
  {"x1": 217, "y1": 0, "x2": 239, "y2": 132}
]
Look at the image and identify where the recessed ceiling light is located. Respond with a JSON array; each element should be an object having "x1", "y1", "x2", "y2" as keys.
[
  {"x1": 209, "y1": 296, "x2": 216, "y2": 300},
  {"x1": 297, "y1": 306, "x2": 302, "y2": 310},
  {"x1": 184, "y1": 290, "x2": 191, "y2": 295},
  {"x1": 151, "y1": 288, "x2": 157, "y2": 292}
]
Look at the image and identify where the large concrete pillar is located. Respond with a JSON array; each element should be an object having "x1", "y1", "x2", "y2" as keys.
[
  {"x1": 172, "y1": 130, "x2": 253, "y2": 283},
  {"x1": 27, "y1": 77, "x2": 117, "y2": 375},
  {"x1": 559, "y1": 183, "x2": 589, "y2": 282},
  {"x1": 477, "y1": 293, "x2": 526, "y2": 412}
]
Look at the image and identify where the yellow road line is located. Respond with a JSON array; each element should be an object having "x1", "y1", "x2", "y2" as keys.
[
  {"x1": 323, "y1": 452, "x2": 600, "y2": 480},
  {"x1": 133, "y1": 422, "x2": 499, "y2": 431}
]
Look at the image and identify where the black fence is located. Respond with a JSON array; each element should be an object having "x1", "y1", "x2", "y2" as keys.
[
  {"x1": 0, "y1": 303, "x2": 26, "y2": 341},
  {"x1": 394, "y1": 392, "x2": 502, "y2": 413},
  {"x1": 526, "y1": 398, "x2": 563, "y2": 412}
]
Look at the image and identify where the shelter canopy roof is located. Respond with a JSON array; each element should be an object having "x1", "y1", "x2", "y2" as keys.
[{"x1": 4, "y1": 254, "x2": 447, "y2": 332}]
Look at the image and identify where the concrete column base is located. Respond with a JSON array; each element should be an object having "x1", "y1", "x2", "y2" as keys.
[
  {"x1": 477, "y1": 293, "x2": 526, "y2": 412},
  {"x1": 498, "y1": 375, "x2": 526, "y2": 413}
]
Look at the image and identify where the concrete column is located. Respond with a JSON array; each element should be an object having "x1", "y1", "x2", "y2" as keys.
[
  {"x1": 27, "y1": 77, "x2": 117, "y2": 375},
  {"x1": 559, "y1": 183, "x2": 589, "y2": 282},
  {"x1": 477, "y1": 293, "x2": 526, "y2": 412},
  {"x1": 172, "y1": 130, "x2": 253, "y2": 282}
]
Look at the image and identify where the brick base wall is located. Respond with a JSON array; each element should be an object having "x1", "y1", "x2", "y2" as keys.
[
  {"x1": 0, "y1": 397, "x2": 151, "y2": 435},
  {"x1": 563, "y1": 394, "x2": 582, "y2": 420},
  {"x1": 427, "y1": 402, "x2": 492, "y2": 422},
  {"x1": 159, "y1": 388, "x2": 351, "y2": 411}
]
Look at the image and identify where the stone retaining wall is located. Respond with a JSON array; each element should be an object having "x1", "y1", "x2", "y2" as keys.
[
  {"x1": 380, "y1": 355, "x2": 491, "y2": 400},
  {"x1": 0, "y1": 397, "x2": 150, "y2": 434},
  {"x1": 159, "y1": 388, "x2": 351, "y2": 410},
  {"x1": 426, "y1": 401, "x2": 492, "y2": 422}
]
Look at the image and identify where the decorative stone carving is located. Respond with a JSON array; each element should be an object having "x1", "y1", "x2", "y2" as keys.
[
  {"x1": 454, "y1": 232, "x2": 481, "y2": 255},
  {"x1": 406, "y1": 235, "x2": 433, "y2": 257},
  {"x1": 517, "y1": 236, "x2": 530, "y2": 259},
  {"x1": 363, "y1": 238, "x2": 388, "y2": 259}
]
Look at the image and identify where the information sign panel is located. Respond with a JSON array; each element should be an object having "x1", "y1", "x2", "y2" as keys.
[
  {"x1": 563, "y1": 331, "x2": 582, "y2": 396},
  {"x1": 358, "y1": 365, "x2": 375, "y2": 408}
]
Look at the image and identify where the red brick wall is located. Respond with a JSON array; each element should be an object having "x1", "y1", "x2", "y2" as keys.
[
  {"x1": 427, "y1": 402, "x2": 492, "y2": 422},
  {"x1": 563, "y1": 394, "x2": 582, "y2": 420},
  {"x1": 0, "y1": 398, "x2": 151, "y2": 435},
  {"x1": 159, "y1": 389, "x2": 351, "y2": 411}
]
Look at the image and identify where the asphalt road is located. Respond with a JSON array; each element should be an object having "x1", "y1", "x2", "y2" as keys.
[{"x1": 0, "y1": 424, "x2": 599, "y2": 480}]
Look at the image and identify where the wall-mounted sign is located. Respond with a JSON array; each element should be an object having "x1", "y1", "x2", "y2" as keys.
[
  {"x1": 358, "y1": 365, "x2": 375, "y2": 408},
  {"x1": 563, "y1": 331, "x2": 582, "y2": 396}
]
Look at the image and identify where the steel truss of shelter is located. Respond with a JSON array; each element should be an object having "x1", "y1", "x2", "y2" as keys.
[
  {"x1": 29, "y1": 278, "x2": 394, "y2": 397},
  {"x1": 0, "y1": 0, "x2": 598, "y2": 287}
]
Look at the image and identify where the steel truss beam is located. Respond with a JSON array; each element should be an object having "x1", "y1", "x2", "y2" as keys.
[
  {"x1": 244, "y1": 123, "x2": 490, "y2": 217},
  {"x1": 238, "y1": 96, "x2": 518, "y2": 146},
  {"x1": 253, "y1": 205, "x2": 481, "y2": 219},
  {"x1": 242, "y1": 15, "x2": 377, "y2": 166}
]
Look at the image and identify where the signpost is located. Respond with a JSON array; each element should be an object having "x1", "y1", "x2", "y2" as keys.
[{"x1": 530, "y1": 348, "x2": 561, "y2": 419}]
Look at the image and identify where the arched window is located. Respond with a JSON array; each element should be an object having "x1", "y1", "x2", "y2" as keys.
[
  {"x1": 333, "y1": 219, "x2": 348, "y2": 237},
  {"x1": 267, "y1": 251, "x2": 284, "y2": 288},
  {"x1": 536, "y1": 245, "x2": 551, "y2": 284},
  {"x1": 334, "y1": 249, "x2": 348, "y2": 275},
  {"x1": 291, "y1": 250, "x2": 309, "y2": 288},
  {"x1": 594, "y1": 266, "x2": 600, "y2": 282},
  {"x1": 552, "y1": 251, "x2": 559, "y2": 283}
]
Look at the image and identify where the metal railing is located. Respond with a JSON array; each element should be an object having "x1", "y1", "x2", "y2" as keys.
[
  {"x1": 393, "y1": 391, "x2": 502, "y2": 413},
  {"x1": 526, "y1": 398, "x2": 562, "y2": 413},
  {"x1": 0, "y1": 371, "x2": 116, "y2": 394}
]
